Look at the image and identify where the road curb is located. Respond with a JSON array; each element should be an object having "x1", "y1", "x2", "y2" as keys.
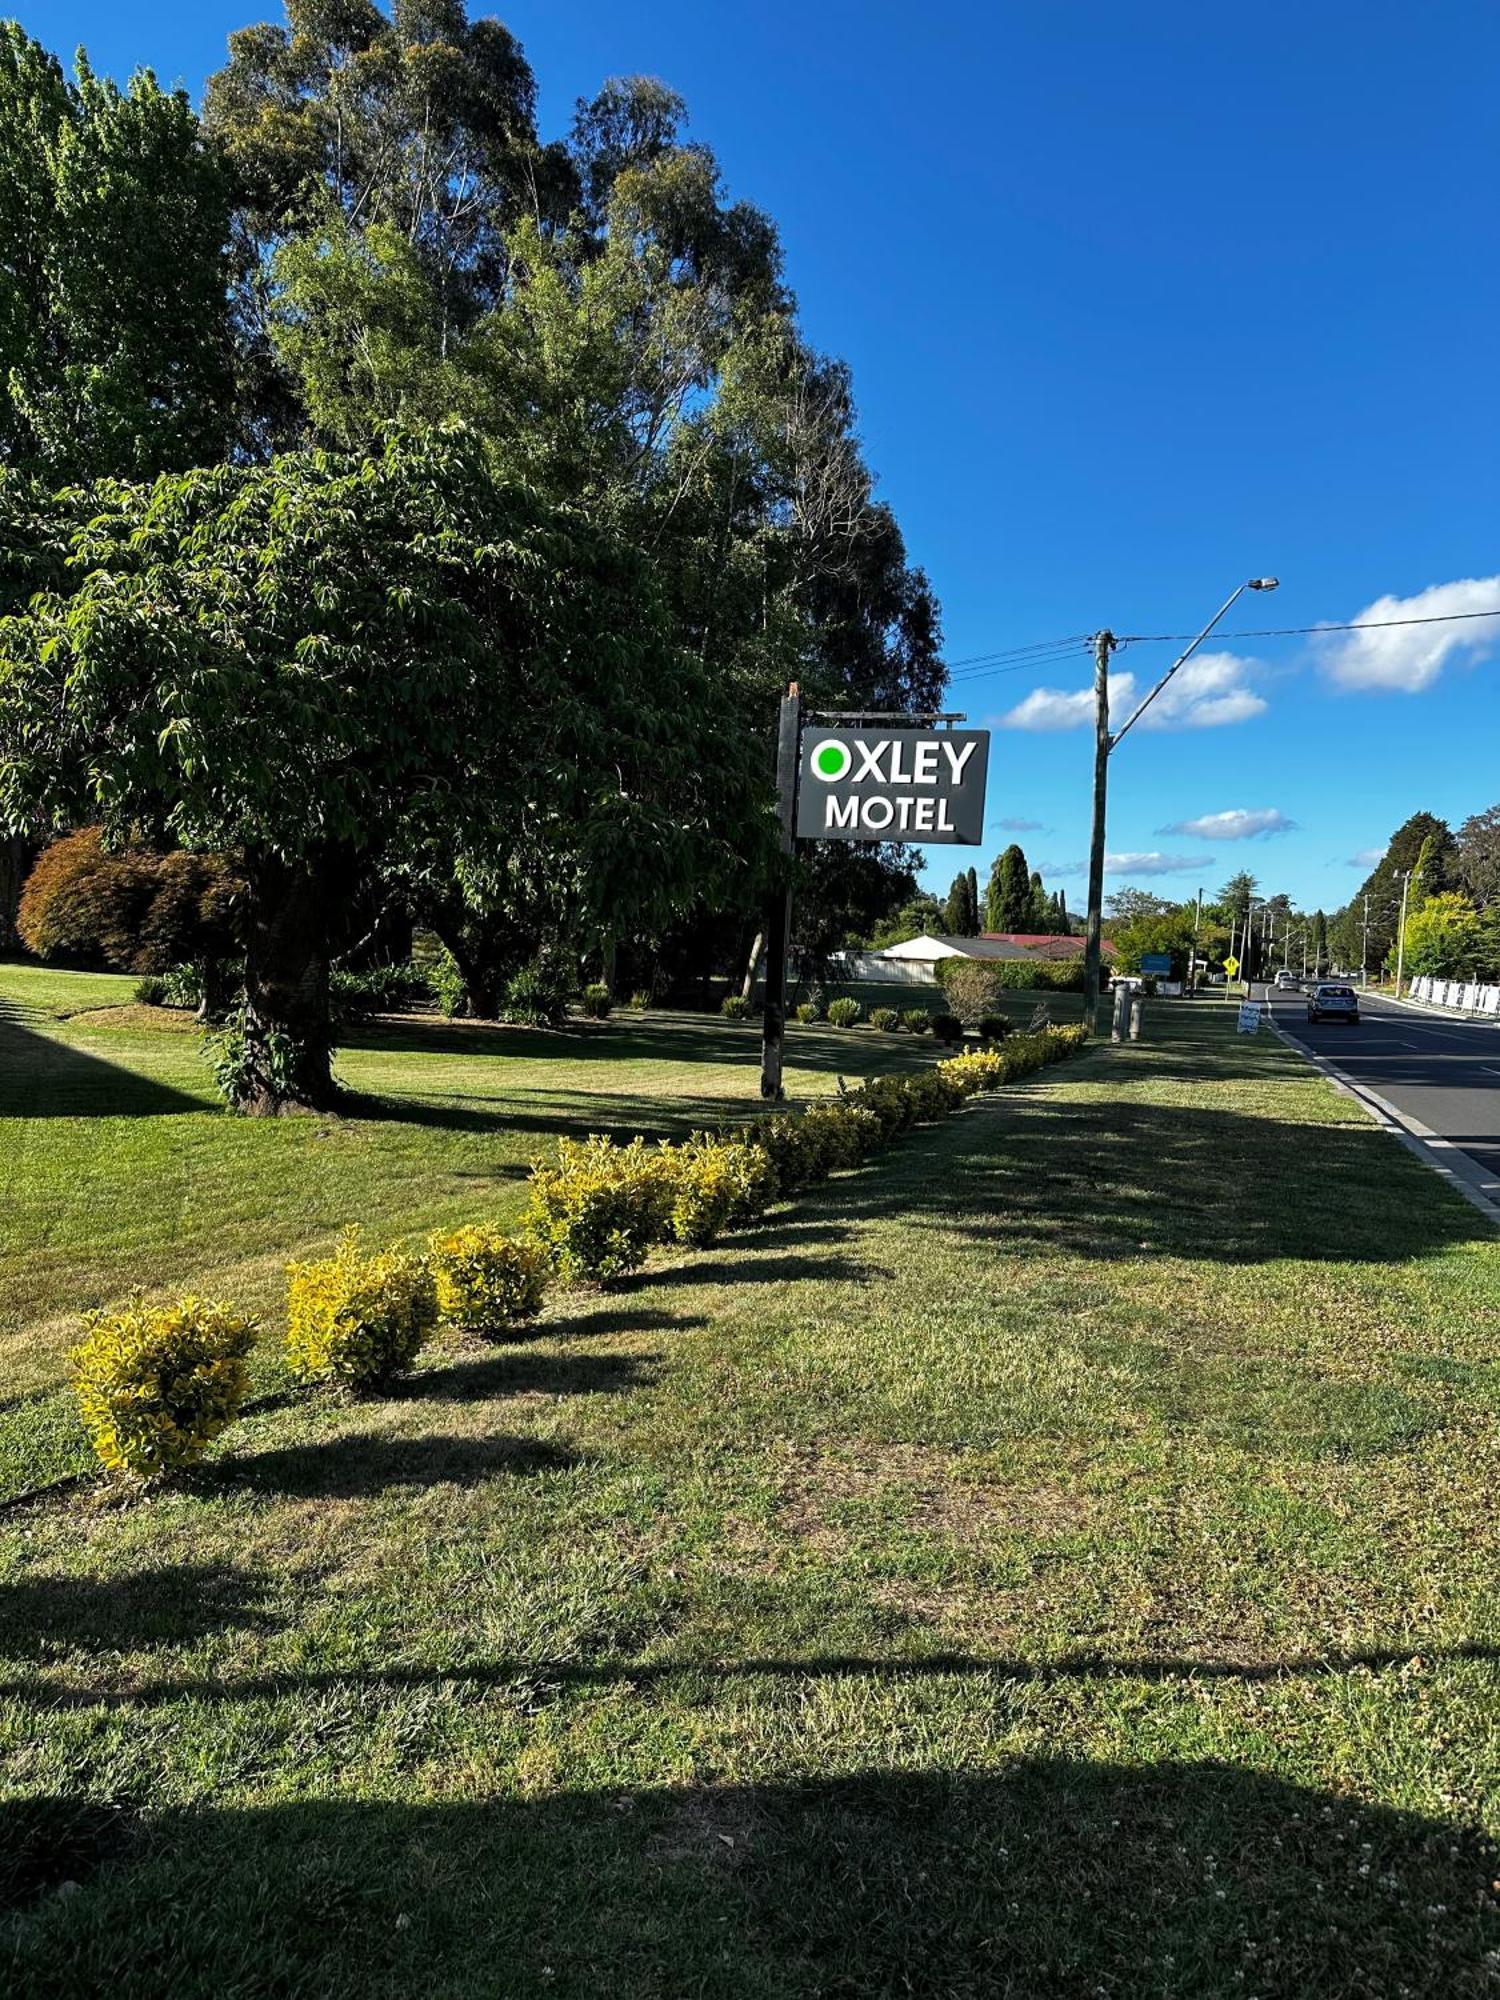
[{"x1": 1263, "y1": 1013, "x2": 1500, "y2": 1230}]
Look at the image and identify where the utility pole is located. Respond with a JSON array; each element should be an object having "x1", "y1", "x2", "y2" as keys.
[
  {"x1": 1082, "y1": 578, "x2": 1277, "y2": 1033},
  {"x1": 1361, "y1": 892, "x2": 1370, "y2": 988},
  {"x1": 759, "y1": 684, "x2": 803, "y2": 1100},
  {"x1": 1082, "y1": 629, "x2": 1114, "y2": 1032},
  {"x1": 1189, "y1": 886, "x2": 1202, "y2": 998},
  {"x1": 1393, "y1": 867, "x2": 1414, "y2": 998}
]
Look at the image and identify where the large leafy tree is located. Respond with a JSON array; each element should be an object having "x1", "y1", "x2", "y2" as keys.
[
  {"x1": 1455, "y1": 803, "x2": 1500, "y2": 908},
  {"x1": 207, "y1": 12, "x2": 944, "y2": 974},
  {"x1": 1337, "y1": 811, "x2": 1457, "y2": 973},
  {"x1": 0, "y1": 427, "x2": 768, "y2": 1109},
  {"x1": 0, "y1": 25, "x2": 233, "y2": 482}
]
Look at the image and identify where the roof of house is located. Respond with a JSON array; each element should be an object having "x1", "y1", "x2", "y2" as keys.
[
  {"x1": 877, "y1": 933, "x2": 1039, "y2": 962},
  {"x1": 982, "y1": 932, "x2": 1116, "y2": 959}
]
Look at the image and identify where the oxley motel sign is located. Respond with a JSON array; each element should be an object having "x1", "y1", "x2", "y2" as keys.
[
  {"x1": 795, "y1": 726, "x2": 989, "y2": 844},
  {"x1": 760, "y1": 689, "x2": 991, "y2": 1097}
]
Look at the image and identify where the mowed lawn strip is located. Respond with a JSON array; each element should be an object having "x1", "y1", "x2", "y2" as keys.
[
  {"x1": 1, "y1": 964, "x2": 954, "y2": 1418},
  {"x1": 2, "y1": 995, "x2": 1499, "y2": 1995}
]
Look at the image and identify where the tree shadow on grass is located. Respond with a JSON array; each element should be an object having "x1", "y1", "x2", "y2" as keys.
[
  {"x1": 638, "y1": 1250, "x2": 887, "y2": 1291},
  {"x1": 218, "y1": 1431, "x2": 577, "y2": 1499},
  {"x1": 0, "y1": 1565, "x2": 278, "y2": 1661},
  {"x1": 787, "y1": 1087, "x2": 1488, "y2": 1265},
  {"x1": 0, "y1": 996, "x2": 204, "y2": 1119},
  {"x1": 5, "y1": 1757, "x2": 1496, "y2": 1993},
  {"x1": 403, "y1": 1351, "x2": 660, "y2": 1402},
  {"x1": 337, "y1": 1085, "x2": 751, "y2": 1139},
  {"x1": 546, "y1": 1304, "x2": 711, "y2": 1342}
]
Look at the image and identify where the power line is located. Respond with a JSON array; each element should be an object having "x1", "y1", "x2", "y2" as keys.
[
  {"x1": 945, "y1": 633, "x2": 1093, "y2": 670},
  {"x1": 1114, "y1": 608, "x2": 1500, "y2": 646}
]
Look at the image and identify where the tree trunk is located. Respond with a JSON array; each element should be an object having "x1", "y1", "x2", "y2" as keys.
[
  {"x1": 238, "y1": 854, "x2": 343, "y2": 1113},
  {"x1": 740, "y1": 929, "x2": 765, "y2": 1003}
]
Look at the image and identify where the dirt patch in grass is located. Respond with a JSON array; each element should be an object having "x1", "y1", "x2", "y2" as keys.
[
  {"x1": 63, "y1": 1004, "x2": 200, "y2": 1032},
  {"x1": 774, "y1": 1440, "x2": 1089, "y2": 1545}
]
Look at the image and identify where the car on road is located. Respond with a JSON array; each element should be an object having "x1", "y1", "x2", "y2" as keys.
[
  {"x1": 1307, "y1": 982, "x2": 1360, "y2": 1024},
  {"x1": 1273, "y1": 970, "x2": 1298, "y2": 991}
]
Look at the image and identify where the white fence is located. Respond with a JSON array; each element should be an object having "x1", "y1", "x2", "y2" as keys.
[{"x1": 1407, "y1": 974, "x2": 1500, "y2": 1016}]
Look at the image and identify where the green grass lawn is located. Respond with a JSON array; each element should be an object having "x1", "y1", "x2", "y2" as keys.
[{"x1": 2, "y1": 976, "x2": 1498, "y2": 1995}]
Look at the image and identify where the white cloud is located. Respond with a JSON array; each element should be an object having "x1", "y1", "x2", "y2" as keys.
[
  {"x1": 1105, "y1": 851, "x2": 1214, "y2": 876},
  {"x1": 999, "y1": 653, "x2": 1265, "y2": 731},
  {"x1": 1319, "y1": 576, "x2": 1500, "y2": 692},
  {"x1": 1161, "y1": 807, "x2": 1295, "y2": 840},
  {"x1": 1345, "y1": 845, "x2": 1388, "y2": 869},
  {"x1": 1037, "y1": 852, "x2": 1212, "y2": 879},
  {"x1": 995, "y1": 816, "x2": 1047, "y2": 831},
  {"x1": 1137, "y1": 653, "x2": 1266, "y2": 728},
  {"x1": 1000, "y1": 672, "x2": 1135, "y2": 731}
]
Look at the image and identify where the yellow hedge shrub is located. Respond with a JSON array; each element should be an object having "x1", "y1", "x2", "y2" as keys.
[
  {"x1": 69, "y1": 1293, "x2": 256, "y2": 1479},
  {"x1": 430, "y1": 1223, "x2": 548, "y2": 1337},
  {"x1": 285, "y1": 1229, "x2": 438, "y2": 1389},
  {"x1": 666, "y1": 1133, "x2": 777, "y2": 1246},
  {"x1": 525, "y1": 1135, "x2": 676, "y2": 1283}
]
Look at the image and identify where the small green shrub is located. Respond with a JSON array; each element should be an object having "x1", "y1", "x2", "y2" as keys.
[
  {"x1": 800, "y1": 988, "x2": 827, "y2": 1021},
  {"x1": 628, "y1": 989, "x2": 652, "y2": 1011},
  {"x1": 666, "y1": 1133, "x2": 778, "y2": 1246},
  {"x1": 285, "y1": 1229, "x2": 438, "y2": 1390},
  {"x1": 525, "y1": 1135, "x2": 675, "y2": 1283},
  {"x1": 939, "y1": 1047, "x2": 1010, "y2": 1095},
  {"x1": 851, "y1": 1073, "x2": 918, "y2": 1140},
  {"x1": 929, "y1": 1012, "x2": 964, "y2": 1046},
  {"x1": 793, "y1": 1002, "x2": 821, "y2": 1024},
  {"x1": 430, "y1": 1223, "x2": 549, "y2": 1338},
  {"x1": 330, "y1": 963, "x2": 427, "y2": 1017},
  {"x1": 69, "y1": 1294, "x2": 256, "y2": 1480},
  {"x1": 901, "y1": 1069, "x2": 964, "y2": 1122},
  {"x1": 978, "y1": 1014, "x2": 1010, "y2": 1042},
  {"x1": 799, "y1": 1099, "x2": 883, "y2": 1168},
  {"x1": 870, "y1": 1006, "x2": 901, "y2": 1032},
  {"x1": 427, "y1": 945, "x2": 468, "y2": 1018},
  {"x1": 721, "y1": 994, "x2": 749, "y2": 1020},
  {"x1": 900, "y1": 1009, "x2": 931, "y2": 1034},
  {"x1": 133, "y1": 974, "x2": 168, "y2": 1007},
  {"x1": 580, "y1": 982, "x2": 613, "y2": 1019},
  {"x1": 501, "y1": 962, "x2": 572, "y2": 1027},
  {"x1": 827, "y1": 997, "x2": 862, "y2": 1028},
  {"x1": 747, "y1": 1113, "x2": 821, "y2": 1194},
  {"x1": 159, "y1": 963, "x2": 205, "y2": 1009}
]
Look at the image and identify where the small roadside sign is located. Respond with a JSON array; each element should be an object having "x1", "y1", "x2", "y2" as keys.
[
  {"x1": 1223, "y1": 954, "x2": 1240, "y2": 980},
  {"x1": 1237, "y1": 1001, "x2": 1262, "y2": 1034},
  {"x1": 1141, "y1": 952, "x2": 1173, "y2": 976}
]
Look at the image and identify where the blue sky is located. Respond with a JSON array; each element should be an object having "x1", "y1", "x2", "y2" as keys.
[{"x1": 26, "y1": 0, "x2": 1500, "y2": 915}]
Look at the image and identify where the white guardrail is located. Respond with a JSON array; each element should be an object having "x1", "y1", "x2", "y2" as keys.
[{"x1": 1406, "y1": 975, "x2": 1500, "y2": 1015}]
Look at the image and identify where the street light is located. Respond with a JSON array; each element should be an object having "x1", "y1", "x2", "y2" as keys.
[{"x1": 1082, "y1": 578, "x2": 1279, "y2": 1027}]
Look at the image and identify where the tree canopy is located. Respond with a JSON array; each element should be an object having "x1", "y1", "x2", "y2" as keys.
[{"x1": 0, "y1": 25, "x2": 233, "y2": 481}]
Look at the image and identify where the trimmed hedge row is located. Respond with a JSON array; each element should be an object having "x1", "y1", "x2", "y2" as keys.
[{"x1": 66, "y1": 1025, "x2": 1089, "y2": 1481}]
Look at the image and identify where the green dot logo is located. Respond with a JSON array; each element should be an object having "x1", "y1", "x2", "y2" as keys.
[{"x1": 811, "y1": 739, "x2": 851, "y2": 782}]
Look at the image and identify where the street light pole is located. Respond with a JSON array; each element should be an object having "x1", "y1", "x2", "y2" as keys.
[{"x1": 1083, "y1": 579, "x2": 1277, "y2": 1033}]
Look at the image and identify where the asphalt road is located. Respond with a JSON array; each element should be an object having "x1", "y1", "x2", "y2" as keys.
[{"x1": 1252, "y1": 981, "x2": 1500, "y2": 1192}]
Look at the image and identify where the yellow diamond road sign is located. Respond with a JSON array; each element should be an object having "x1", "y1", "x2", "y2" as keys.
[{"x1": 1224, "y1": 954, "x2": 1240, "y2": 978}]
